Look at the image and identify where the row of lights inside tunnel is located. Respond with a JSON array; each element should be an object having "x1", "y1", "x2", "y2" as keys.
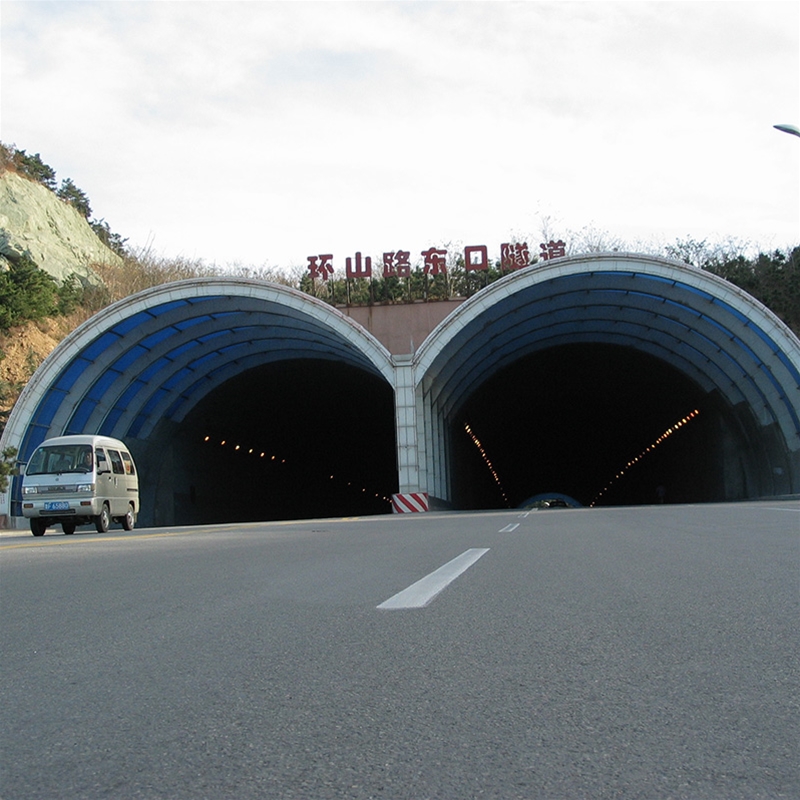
[
  {"x1": 588, "y1": 410, "x2": 701, "y2": 506},
  {"x1": 202, "y1": 409, "x2": 700, "y2": 511},
  {"x1": 464, "y1": 423, "x2": 509, "y2": 505},
  {"x1": 202, "y1": 436, "x2": 392, "y2": 504},
  {"x1": 464, "y1": 409, "x2": 701, "y2": 508}
]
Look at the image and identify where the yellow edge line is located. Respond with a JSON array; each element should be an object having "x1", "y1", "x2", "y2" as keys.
[
  {"x1": 0, "y1": 530, "x2": 198, "y2": 550},
  {"x1": 0, "y1": 516, "x2": 364, "y2": 550},
  {"x1": 0, "y1": 509, "x2": 512, "y2": 550}
]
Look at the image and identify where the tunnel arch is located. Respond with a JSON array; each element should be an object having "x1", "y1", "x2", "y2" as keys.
[
  {"x1": 4, "y1": 254, "x2": 800, "y2": 527},
  {"x1": 413, "y1": 253, "x2": 800, "y2": 506},
  {"x1": 3, "y1": 278, "x2": 396, "y2": 525}
]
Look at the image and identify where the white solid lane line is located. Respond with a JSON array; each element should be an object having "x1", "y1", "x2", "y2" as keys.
[{"x1": 377, "y1": 548, "x2": 490, "y2": 610}]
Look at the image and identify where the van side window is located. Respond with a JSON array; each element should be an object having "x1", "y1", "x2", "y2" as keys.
[
  {"x1": 95, "y1": 448, "x2": 109, "y2": 473},
  {"x1": 108, "y1": 450, "x2": 125, "y2": 475},
  {"x1": 120, "y1": 451, "x2": 136, "y2": 476}
]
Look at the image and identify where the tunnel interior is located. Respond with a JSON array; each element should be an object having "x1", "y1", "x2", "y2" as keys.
[
  {"x1": 154, "y1": 359, "x2": 397, "y2": 525},
  {"x1": 450, "y1": 343, "x2": 740, "y2": 509}
]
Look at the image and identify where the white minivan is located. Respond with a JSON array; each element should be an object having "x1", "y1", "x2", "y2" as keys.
[{"x1": 21, "y1": 435, "x2": 139, "y2": 536}]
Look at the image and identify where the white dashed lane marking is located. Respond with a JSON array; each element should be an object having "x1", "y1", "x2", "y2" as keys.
[{"x1": 377, "y1": 548, "x2": 490, "y2": 610}]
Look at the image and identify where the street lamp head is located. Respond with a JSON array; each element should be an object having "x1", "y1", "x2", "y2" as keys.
[{"x1": 774, "y1": 123, "x2": 800, "y2": 138}]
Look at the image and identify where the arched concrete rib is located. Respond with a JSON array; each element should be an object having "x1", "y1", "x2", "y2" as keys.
[{"x1": 3, "y1": 278, "x2": 394, "y2": 463}]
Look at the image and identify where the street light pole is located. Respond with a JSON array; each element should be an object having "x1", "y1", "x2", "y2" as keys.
[{"x1": 774, "y1": 124, "x2": 800, "y2": 138}]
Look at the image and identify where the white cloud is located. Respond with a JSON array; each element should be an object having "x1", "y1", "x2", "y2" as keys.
[{"x1": 2, "y1": 1, "x2": 797, "y2": 269}]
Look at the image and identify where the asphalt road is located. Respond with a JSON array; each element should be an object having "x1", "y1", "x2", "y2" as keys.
[{"x1": 1, "y1": 502, "x2": 798, "y2": 799}]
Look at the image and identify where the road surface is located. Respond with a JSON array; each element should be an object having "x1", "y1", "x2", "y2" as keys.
[{"x1": 1, "y1": 502, "x2": 798, "y2": 799}]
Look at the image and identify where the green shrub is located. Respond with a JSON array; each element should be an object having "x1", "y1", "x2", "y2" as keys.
[
  {"x1": 0, "y1": 254, "x2": 88, "y2": 332},
  {"x1": 0, "y1": 447, "x2": 17, "y2": 493}
]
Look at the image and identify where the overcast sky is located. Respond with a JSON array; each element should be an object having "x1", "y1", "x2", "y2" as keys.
[{"x1": 2, "y1": 1, "x2": 798, "y2": 273}]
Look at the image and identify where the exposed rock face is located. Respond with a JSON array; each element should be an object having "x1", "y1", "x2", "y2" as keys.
[{"x1": 0, "y1": 169, "x2": 121, "y2": 285}]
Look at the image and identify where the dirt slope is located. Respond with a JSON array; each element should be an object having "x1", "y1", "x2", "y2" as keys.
[{"x1": 0, "y1": 316, "x2": 82, "y2": 429}]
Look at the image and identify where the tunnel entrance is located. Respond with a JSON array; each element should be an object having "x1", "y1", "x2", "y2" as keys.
[
  {"x1": 154, "y1": 360, "x2": 397, "y2": 525},
  {"x1": 451, "y1": 343, "x2": 743, "y2": 509},
  {"x1": 4, "y1": 259, "x2": 797, "y2": 528}
]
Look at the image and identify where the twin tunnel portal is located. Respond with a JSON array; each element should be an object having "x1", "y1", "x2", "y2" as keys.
[{"x1": 3, "y1": 254, "x2": 800, "y2": 527}]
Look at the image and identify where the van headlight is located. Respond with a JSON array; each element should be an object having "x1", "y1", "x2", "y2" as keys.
[
  {"x1": 76, "y1": 483, "x2": 95, "y2": 493},
  {"x1": 22, "y1": 486, "x2": 39, "y2": 495}
]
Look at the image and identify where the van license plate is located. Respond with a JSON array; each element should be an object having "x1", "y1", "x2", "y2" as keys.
[{"x1": 44, "y1": 501, "x2": 69, "y2": 511}]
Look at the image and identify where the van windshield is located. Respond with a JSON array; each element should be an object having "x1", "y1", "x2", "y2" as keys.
[{"x1": 27, "y1": 445, "x2": 94, "y2": 475}]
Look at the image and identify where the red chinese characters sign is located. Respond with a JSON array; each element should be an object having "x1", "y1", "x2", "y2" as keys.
[
  {"x1": 307, "y1": 240, "x2": 567, "y2": 280},
  {"x1": 540, "y1": 239, "x2": 566, "y2": 260},
  {"x1": 421, "y1": 247, "x2": 448, "y2": 275},
  {"x1": 500, "y1": 242, "x2": 531, "y2": 269},
  {"x1": 307, "y1": 254, "x2": 334, "y2": 280},
  {"x1": 382, "y1": 250, "x2": 411, "y2": 277}
]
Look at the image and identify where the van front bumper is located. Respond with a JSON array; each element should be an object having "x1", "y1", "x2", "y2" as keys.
[{"x1": 22, "y1": 498, "x2": 103, "y2": 519}]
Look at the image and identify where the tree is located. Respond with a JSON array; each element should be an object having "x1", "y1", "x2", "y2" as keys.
[
  {"x1": 90, "y1": 218, "x2": 128, "y2": 256},
  {"x1": 0, "y1": 254, "x2": 86, "y2": 332},
  {"x1": 55, "y1": 273, "x2": 85, "y2": 316},
  {"x1": 0, "y1": 447, "x2": 17, "y2": 493},
  {"x1": 0, "y1": 254, "x2": 59, "y2": 330},
  {"x1": 13, "y1": 150, "x2": 57, "y2": 190},
  {"x1": 56, "y1": 178, "x2": 92, "y2": 219},
  {"x1": 663, "y1": 238, "x2": 800, "y2": 336},
  {"x1": 717, "y1": 248, "x2": 800, "y2": 333}
]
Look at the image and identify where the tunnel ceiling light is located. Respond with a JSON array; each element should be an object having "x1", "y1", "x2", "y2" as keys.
[
  {"x1": 464, "y1": 422, "x2": 509, "y2": 506},
  {"x1": 589, "y1": 409, "x2": 701, "y2": 507},
  {"x1": 201, "y1": 433, "x2": 392, "y2": 509}
]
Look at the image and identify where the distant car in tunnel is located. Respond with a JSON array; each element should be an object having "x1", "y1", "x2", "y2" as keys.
[{"x1": 518, "y1": 493, "x2": 583, "y2": 510}]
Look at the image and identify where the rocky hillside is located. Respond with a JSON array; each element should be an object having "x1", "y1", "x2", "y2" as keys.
[
  {"x1": 0, "y1": 168, "x2": 121, "y2": 285},
  {"x1": 0, "y1": 165, "x2": 123, "y2": 430}
]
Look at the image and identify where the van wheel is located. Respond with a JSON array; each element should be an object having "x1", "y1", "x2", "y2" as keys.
[
  {"x1": 95, "y1": 504, "x2": 111, "y2": 533},
  {"x1": 122, "y1": 504, "x2": 135, "y2": 531},
  {"x1": 30, "y1": 519, "x2": 47, "y2": 537},
  {"x1": 62, "y1": 521, "x2": 76, "y2": 535}
]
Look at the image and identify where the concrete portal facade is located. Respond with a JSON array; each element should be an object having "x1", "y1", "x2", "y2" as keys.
[{"x1": 2, "y1": 253, "x2": 799, "y2": 526}]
